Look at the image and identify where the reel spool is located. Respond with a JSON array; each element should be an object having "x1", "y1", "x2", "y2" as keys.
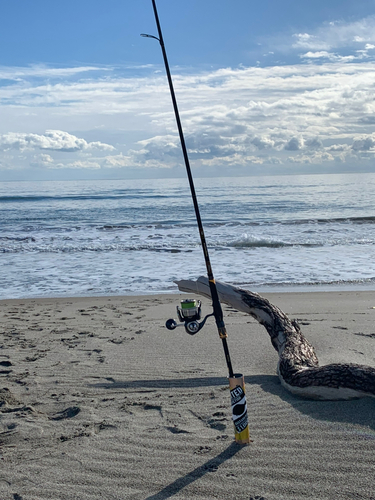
[{"x1": 166, "y1": 299, "x2": 213, "y2": 335}]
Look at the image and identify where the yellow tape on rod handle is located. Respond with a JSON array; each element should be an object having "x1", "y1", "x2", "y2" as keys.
[{"x1": 229, "y1": 374, "x2": 250, "y2": 444}]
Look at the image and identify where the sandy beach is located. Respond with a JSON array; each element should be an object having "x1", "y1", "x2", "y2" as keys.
[{"x1": 0, "y1": 290, "x2": 374, "y2": 500}]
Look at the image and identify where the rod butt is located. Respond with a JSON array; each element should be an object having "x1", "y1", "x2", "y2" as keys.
[{"x1": 229, "y1": 374, "x2": 250, "y2": 444}]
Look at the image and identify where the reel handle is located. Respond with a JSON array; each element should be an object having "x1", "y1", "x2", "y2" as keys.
[
  {"x1": 165, "y1": 313, "x2": 214, "y2": 335},
  {"x1": 165, "y1": 318, "x2": 178, "y2": 330}
]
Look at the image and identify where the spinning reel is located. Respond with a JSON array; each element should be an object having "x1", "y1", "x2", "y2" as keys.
[{"x1": 165, "y1": 299, "x2": 213, "y2": 335}]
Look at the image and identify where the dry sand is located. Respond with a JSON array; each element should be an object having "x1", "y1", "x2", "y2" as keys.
[{"x1": 0, "y1": 290, "x2": 374, "y2": 500}]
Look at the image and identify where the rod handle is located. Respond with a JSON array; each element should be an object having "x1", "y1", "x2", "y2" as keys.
[{"x1": 229, "y1": 374, "x2": 250, "y2": 444}]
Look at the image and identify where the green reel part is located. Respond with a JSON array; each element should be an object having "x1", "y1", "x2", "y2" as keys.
[
  {"x1": 177, "y1": 299, "x2": 201, "y2": 321},
  {"x1": 180, "y1": 299, "x2": 198, "y2": 309}
]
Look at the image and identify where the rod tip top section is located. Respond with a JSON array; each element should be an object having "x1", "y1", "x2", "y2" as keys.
[{"x1": 140, "y1": 33, "x2": 160, "y2": 41}]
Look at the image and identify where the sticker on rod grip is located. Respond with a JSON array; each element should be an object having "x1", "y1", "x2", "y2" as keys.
[{"x1": 230, "y1": 385, "x2": 248, "y2": 433}]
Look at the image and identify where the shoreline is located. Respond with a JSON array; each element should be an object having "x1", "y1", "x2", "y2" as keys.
[
  {"x1": 1, "y1": 290, "x2": 374, "y2": 499},
  {"x1": 2, "y1": 280, "x2": 375, "y2": 303}
]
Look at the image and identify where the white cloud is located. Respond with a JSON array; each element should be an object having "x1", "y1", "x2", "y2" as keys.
[
  {"x1": 293, "y1": 33, "x2": 329, "y2": 51},
  {"x1": 251, "y1": 136, "x2": 275, "y2": 150},
  {"x1": 352, "y1": 134, "x2": 375, "y2": 151},
  {"x1": 293, "y1": 16, "x2": 375, "y2": 53},
  {"x1": 284, "y1": 137, "x2": 304, "y2": 151},
  {"x1": 300, "y1": 51, "x2": 356, "y2": 62},
  {"x1": 59, "y1": 160, "x2": 102, "y2": 170},
  {"x1": 39, "y1": 153, "x2": 53, "y2": 163},
  {"x1": 301, "y1": 51, "x2": 333, "y2": 59},
  {"x1": 0, "y1": 64, "x2": 109, "y2": 81},
  {"x1": 288, "y1": 150, "x2": 335, "y2": 164},
  {"x1": 103, "y1": 153, "x2": 133, "y2": 168},
  {"x1": 0, "y1": 130, "x2": 115, "y2": 153},
  {"x1": 2, "y1": 54, "x2": 375, "y2": 175},
  {"x1": 328, "y1": 144, "x2": 350, "y2": 152},
  {"x1": 305, "y1": 138, "x2": 323, "y2": 149}
]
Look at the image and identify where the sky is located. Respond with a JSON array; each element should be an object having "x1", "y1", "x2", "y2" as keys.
[{"x1": 1, "y1": 0, "x2": 375, "y2": 181}]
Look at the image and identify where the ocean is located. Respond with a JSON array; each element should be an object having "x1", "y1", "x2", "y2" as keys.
[{"x1": 1, "y1": 172, "x2": 375, "y2": 300}]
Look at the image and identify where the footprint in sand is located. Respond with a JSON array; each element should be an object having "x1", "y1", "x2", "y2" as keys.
[
  {"x1": 194, "y1": 445, "x2": 212, "y2": 454},
  {"x1": 25, "y1": 352, "x2": 47, "y2": 362},
  {"x1": 121, "y1": 399, "x2": 192, "y2": 434},
  {"x1": 0, "y1": 370, "x2": 12, "y2": 375},
  {"x1": 50, "y1": 406, "x2": 81, "y2": 421},
  {"x1": 216, "y1": 434, "x2": 229, "y2": 440},
  {"x1": 165, "y1": 426, "x2": 189, "y2": 434},
  {"x1": 0, "y1": 388, "x2": 35, "y2": 417},
  {"x1": 0, "y1": 388, "x2": 20, "y2": 407},
  {"x1": 191, "y1": 409, "x2": 228, "y2": 432},
  {"x1": 0, "y1": 361, "x2": 12, "y2": 367}
]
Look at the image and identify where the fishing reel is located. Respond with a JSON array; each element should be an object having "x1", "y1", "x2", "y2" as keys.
[{"x1": 166, "y1": 299, "x2": 213, "y2": 335}]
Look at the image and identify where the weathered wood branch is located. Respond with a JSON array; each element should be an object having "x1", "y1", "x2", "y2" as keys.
[{"x1": 176, "y1": 277, "x2": 375, "y2": 400}]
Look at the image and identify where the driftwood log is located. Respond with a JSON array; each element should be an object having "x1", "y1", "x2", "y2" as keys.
[{"x1": 176, "y1": 277, "x2": 375, "y2": 400}]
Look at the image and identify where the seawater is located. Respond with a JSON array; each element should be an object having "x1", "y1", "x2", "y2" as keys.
[{"x1": 1, "y1": 173, "x2": 375, "y2": 299}]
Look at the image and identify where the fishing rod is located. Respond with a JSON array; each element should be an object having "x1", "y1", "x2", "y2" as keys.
[{"x1": 141, "y1": 0, "x2": 250, "y2": 444}]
